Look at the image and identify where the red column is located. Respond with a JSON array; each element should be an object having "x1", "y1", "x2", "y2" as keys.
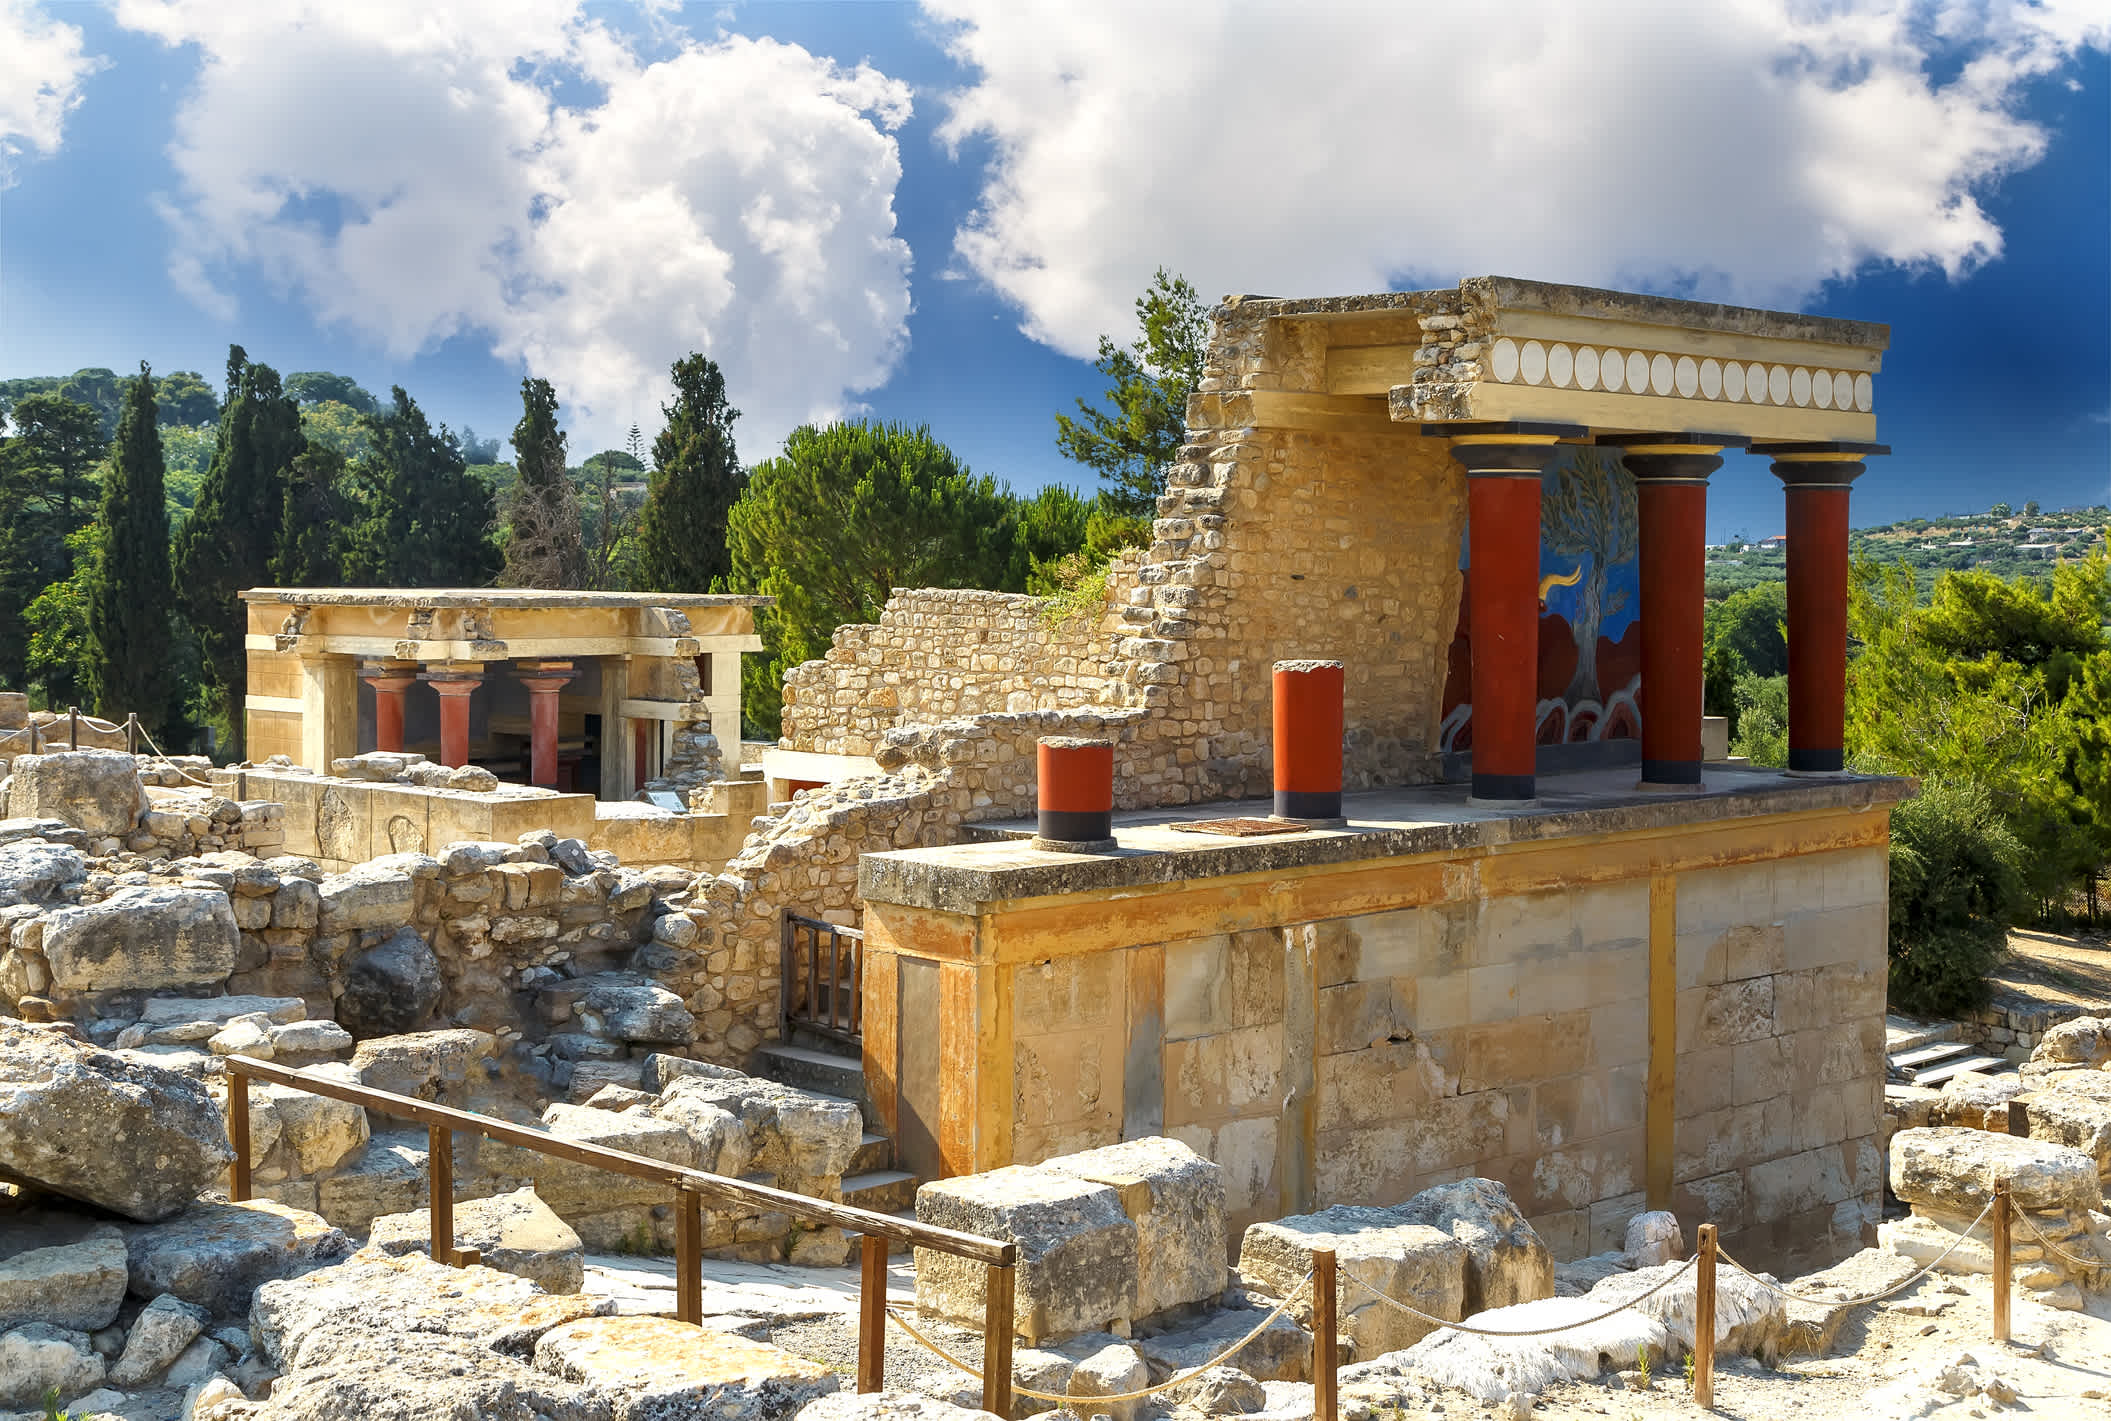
[
  {"x1": 1607, "y1": 438, "x2": 1738, "y2": 788},
  {"x1": 1438, "y1": 428, "x2": 1577, "y2": 805},
  {"x1": 359, "y1": 667, "x2": 418, "y2": 754},
  {"x1": 1272, "y1": 659, "x2": 1344, "y2": 821},
  {"x1": 633, "y1": 718, "x2": 652, "y2": 791},
  {"x1": 1752, "y1": 446, "x2": 1879, "y2": 774},
  {"x1": 513, "y1": 660, "x2": 575, "y2": 788},
  {"x1": 1034, "y1": 736, "x2": 1115, "y2": 850},
  {"x1": 421, "y1": 671, "x2": 483, "y2": 769}
]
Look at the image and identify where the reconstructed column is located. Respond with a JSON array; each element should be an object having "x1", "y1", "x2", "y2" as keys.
[
  {"x1": 420, "y1": 667, "x2": 484, "y2": 769},
  {"x1": 358, "y1": 661, "x2": 419, "y2": 754},
  {"x1": 1429, "y1": 422, "x2": 1584, "y2": 805},
  {"x1": 1272, "y1": 659, "x2": 1345, "y2": 822},
  {"x1": 1603, "y1": 434, "x2": 1746, "y2": 788},
  {"x1": 1749, "y1": 442, "x2": 1887, "y2": 775},
  {"x1": 1033, "y1": 736, "x2": 1115, "y2": 851},
  {"x1": 513, "y1": 660, "x2": 576, "y2": 788}
]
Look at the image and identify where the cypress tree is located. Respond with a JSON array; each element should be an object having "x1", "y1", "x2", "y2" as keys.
[
  {"x1": 499, "y1": 377, "x2": 587, "y2": 589},
  {"x1": 273, "y1": 445, "x2": 349, "y2": 586},
  {"x1": 340, "y1": 388, "x2": 501, "y2": 588},
  {"x1": 177, "y1": 347, "x2": 304, "y2": 753},
  {"x1": 84, "y1": 365, "x2": 177, "y2": 729},
  {"x1": 632, "y1": 354, "x2": 743, "y2": 592}
]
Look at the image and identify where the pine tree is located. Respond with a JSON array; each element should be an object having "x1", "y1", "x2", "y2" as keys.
[
  {"x1": 499, "y1": 377, "x2": 587, "y2": 589},
  {"x1": 0, "y1": 393, "x2": 105, "y2": 688},
  {"x1": 176, "y1": 347, "x2": 305, "y2": 753},
  {"x1": 84, "y1": 365, "x2": 178, "y2": 730},
  {"x1": 340, "y1": 388, "x2": 501, "y2": 588},
  {"x1": 633, "y1": 354, "x2": 743, "y2": 592}
]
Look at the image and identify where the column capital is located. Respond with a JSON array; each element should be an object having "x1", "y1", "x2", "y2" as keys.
[
  {"x1": 1599, "y1": 431, "x2": 1748, "y2": 483},
  {"x1": 1749, "y1": 440, "x2": 1889, "y2": 489},
  {"x1": 1424, "y1": 421, "x2": 1588, "y2": 478}
]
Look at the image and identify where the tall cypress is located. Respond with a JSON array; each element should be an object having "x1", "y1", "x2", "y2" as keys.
[
  {"x1": 340, "y1": 388, "x2": 501, "y2": 588},
  {"x1": 632, "y1": 354, "x2": 743, "y2": 592},
  {"x1": 500, "y1": 377, "x2": 587, "y2": 589},
  {"x1": 177, "y1": 347, "x2": 304, "y2": 753},
  {"x1": 84, "y1": 365, "x2": 177, "y2": 729}
]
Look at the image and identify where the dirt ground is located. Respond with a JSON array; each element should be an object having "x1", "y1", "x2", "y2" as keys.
[{"x1": 1992, "y1": 928, "x2": 2111, "y2": 1011}]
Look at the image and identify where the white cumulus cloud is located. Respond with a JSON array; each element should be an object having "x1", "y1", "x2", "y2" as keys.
[
  {"x1": 926, "y1": 0, "x2": 2111, "y2": 358},
  {"x1": 0, "y1": 0, "x2": 101, "y2": 185},
  {"x1": 117, "y1": 0, "x2": 914, "y2": 452}
]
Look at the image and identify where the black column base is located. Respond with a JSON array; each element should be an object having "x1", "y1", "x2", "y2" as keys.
[
  {"x1": 1469, "y1": 772, "x2": 1536, "y2": 805},
  {"x1": 1640, "y1": 759, "x2": 1704, "y2": 786},
  {"x1": 1787, "y1": 747, "x2": 1845, "y2": 774},
  {"x1": 1273, "y1": 789, "x2": 1343, "y2": 822},
  {"x1": 1038, "y1": 808, "x2": 1112, "y2": 843}
]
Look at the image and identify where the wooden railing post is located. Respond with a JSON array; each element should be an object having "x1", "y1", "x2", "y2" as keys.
[
  {"x1": 1313, "y1": 1248, "x2": 1338, "y2": 1421},
  {"x1": 1694, "y1": 1223, "x2": 1717, "y2": 1408},
  {"x1": 125, "y1": 713, "x2": 138, "y2": 756},
  {"x1": 67, "y1": 706, "x2": 78, "y2": 750},
  {"x1": 981, "y1": 1260, "x2": 1015, "y2": 1420},
  {"x1": 426, "y1": 1125, "x2": 481, "y2": 1268},
  {"x1": 676, "y1": 1189, "x2": 702, "y2": 1324},
  {"x1": 858, "y1": 1234, "x2": 887, "y2": 1393},
  {"x1": 228, "y1": 1070, "x2": 251, "y2": 1202},
  {"x1": 1993, "y1": 1181, "x2": 2011, "y2": 1343}
]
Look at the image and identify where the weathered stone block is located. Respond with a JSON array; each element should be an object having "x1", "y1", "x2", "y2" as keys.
[
  {"x1": 371, "y1": 1187, "x2": 585, "y2": 1294},
  {"x1": 1239, "y1": 1205, "x2": 1467, "y2": 1357},
  {"x1": 0, "y1": 1322, "x2": 105, "y2": 1407},
  {"x1": 0, "y1": 1217, "x2": 127, "y2": 1333},
  {"x1": 1395, "y1": 1177, "x2": 1551, "y2": 1315},
  {"x1": 1890, "y1": 1127, "x2": 2102, "y2": 1217},
  {"x1": 122, "y1": 1198, "x2": 351, "y2": 1316},
  {"x1": 41, "y1": 886, "x2": 238, "y2": 995},
  {"x1": 535, "y1": 1315, "x2": 837, "y2": 1420},
  {"x1": 4, "y1": 750, "x2": 142, "y2": 835},
  {"x1": 915, "y1": 1167, "x2": 1138, "y2": 1344},
  {"x1": 1041, "y1": 1136, "x2": 1226, "y2": 1320},
  {"x1": 337, "y1": 925, "x2": 442, "y2": 1036}
]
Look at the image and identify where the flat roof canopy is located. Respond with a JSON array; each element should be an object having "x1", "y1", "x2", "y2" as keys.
[{"x1": 242, "y1": 588, "x2": 770, "y2": 609}]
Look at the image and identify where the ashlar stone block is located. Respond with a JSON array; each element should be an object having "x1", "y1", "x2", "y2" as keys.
[
  {"x1": 1041, "y1": 1136, "x2": 1226, "y2": 1320},
  {"x1": 1238, "y1": 1205, "x2": 1466, "y2": 1358},
  {"x1": 915, "y1": 1167, "x2": 1138, "y2": 1344}
]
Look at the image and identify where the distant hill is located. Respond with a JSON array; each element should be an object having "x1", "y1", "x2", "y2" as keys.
[{"x1": 1706, "y1": 504, "x2": 2109, "y2": 597}]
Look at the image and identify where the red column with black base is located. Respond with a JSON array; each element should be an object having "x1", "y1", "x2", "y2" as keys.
[
  {"x1": 359, "y1": 665, "x2": 418, "y2": 754},
  {"x1": 1272, "y1": 659, "x2": 1345, "y2": 822},
  {"x1": 1034, "y1": 736, "x2": 1115, "y2": 851},
  {"x1": 514, "y1": 660, "x2": 576, "y2": 788},
  {"x1": 1434, "y1": 427, "x2": 1579, "y2": 805},
  {"x1": 1751, "y1": 443, "x2": 1885, "y2": 775},
  {"x1": 421, "y1": 670, "x2": 483, "y2": 769},
  {"x1": 1606, "y1": 437, "x2": 1740, "y2": 788}
]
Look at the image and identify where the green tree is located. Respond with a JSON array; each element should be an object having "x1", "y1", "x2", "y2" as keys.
[
  {"x1": 1728, "y1": 672, "x2": 1788, "y2": 766},
  {"x1": 154, "y1": 370, "x2": 221, "y2": 427},
  {"x1": 299, "y1": 400, "x2": 375, "y2": 462},
  {"x1": 0, "y1": 394, "x2": 105, "y2": 688},
  {"x1": 582, "y1": 435, "x2": 646, "y2": 592},
  {"x1": 633, "y1": 354, "x2": 744, "y2": 593},
  {"x1": 23, "y1": 525, "x2": 96, "y2": 711},
  {"x1": 340, "y1": 388, "x2": 501, "y2": 588},
  {"x1": 499, "y1": 377, "x2": 588, "y2": 589},
  {"x1": 285, "y1": 371, "x2": 378, "y2": 415},
  {"x1": 56, "y1": 369, "x2": 124, "y2": 438},
  {"x1": 1989, "y1": 502, "x2": 2013, "y2": 518},
  {"x1": 176, "y1": 348, "x2": 305, "y2": 752},
  {"x1": 160, "y1": 426, "x2": 215, "y2": 515},
  {"x1": 727, "y1": 422, "x2": 1019, "y2": 737},
  {"x1": 273, "y1": 445, "x2": 349, "y2": 586},
  {"x1": 1887, "y1": 778, "x2": 2028, "y2": 1015},
  {"x1": 1055, "y1": 268, "x2": 1208, "y2": 518},
  {"x1": 82, "y1": 366, "x2": 179, "y2": 732},
  {"x1": 1703, "y1": 582, "x2": 1789, "y2": 680}
]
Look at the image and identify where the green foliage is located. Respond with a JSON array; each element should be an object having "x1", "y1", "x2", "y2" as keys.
[
  {"x1": 160, "y1": 425, "x2": 214, "y2": 516},
  {"x1": 727, "y1": 422, "x2": 1023, "y2": 738},
  {"x1": 499, "y1": 377, "x2": 587, "y2": 590},
  {"x1": 1703, "y1": 582, "x2": 1788, "y2": 680},
  {"x1": 1990, "y1": 502, "x2": 2013, "y2": 518},
  {"x1": 340, "y1": 388, "x2": 501, "y2": 588},
  {"x1": 1729, "y1": 672, "x2": 1788, "y2": 767},
  {"x1": 24, "y1": 524, "x2": 95, "y2": 711},
  {"x1": 154, "y1": 369, "x2": 221, "y2": 427},
  {"x1": 633, "y1": 354, "x2": 744, "y2": 594},
  {"x1": 1702, "y1": 641, "x2": 1741, "y2": 731},
  {"x1": 285, "y1": 371, "x2": 378, "y2": 415},
  {"x1": 83, "y1": 366, "x2": 181, "y2": 734},
  {"x1": 582, "y1": 440, "x2": 647, "y2": 592},
  {"x1": 274, "y1": 445, "x2": 350, "y2": 586},
  {"x1": 176, "y1": 349, "x2": 305, "y2": 750},
  {"x1": 457, "y1": 426, "x2": 504, "y2": 465},
  {"x1": 2, "y1": 370, "x2": 123, "y2": 439},
  {"x1": 0, "y1": 393, "x2": 105, "y2": 689},
  {"x1": 299, "y1": 400, "x2": 375, "y2": 462},
  {"x1": 1055, "y1": 268, "x2": 1207, "y2": 518},
  {"x1": 41, "y1": 1384, "x2": 71, "y2": 1421},
  {"x1": 1887, "y1": 779, "x2": 2028, "y2": 1015}
]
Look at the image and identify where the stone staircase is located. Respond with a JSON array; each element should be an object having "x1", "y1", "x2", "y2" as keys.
[{"x1": 754, "y1": 1036, "x2": 919, "y2": 1216}]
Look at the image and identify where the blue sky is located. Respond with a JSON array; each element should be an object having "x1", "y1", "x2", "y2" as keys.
[{"x1": 1, "y1": 0, "x2": 2105, "y2": 543}]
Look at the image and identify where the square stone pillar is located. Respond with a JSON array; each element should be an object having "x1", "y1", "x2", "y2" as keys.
[{"x1": 297, "y1": 654, "x2": 357, "y2": 773}]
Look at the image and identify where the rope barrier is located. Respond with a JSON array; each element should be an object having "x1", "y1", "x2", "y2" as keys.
[
  {"x1": 2009, "y1": 1207, "x2": 2109, "y2": 1273},
  {"x1": 1343, "y1": 1256, "x2": 1697, "y2": 1338},
  {"x1": 131, "y1": 721, "x2": 220, "y2": 789},
  {"x1": 883, "y1": 1273, "x2": 1314, "y2": 1403},
  {"x1": 1715, "y1": 1197, "x2": 2000, "y2": 1309}
]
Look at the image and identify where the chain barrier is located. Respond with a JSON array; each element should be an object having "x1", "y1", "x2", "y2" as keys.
[
  {"x1": 884, "y1": 1272, "x2": 1314, "y2": 1403},
  {"x1": 1715, "y1": 1196, "x2": 1998, "y2": 1310},
  {"x1": 2009, "y1": 1206, "x2": 2110, "y2": 1274},
  {"x1": 1342, "y1": 1255, "x2": 1698, "y2": 1339}
]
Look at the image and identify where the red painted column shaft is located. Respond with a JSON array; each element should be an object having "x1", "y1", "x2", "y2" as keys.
[
  {"x1": 634, "y1": 719, "x2": 652, "y2": 791},
  {"x1": 514, "y1": 662, "x2": 576, "y2": 789},
  {"x1": 426, "y1": 677, "x2": 481, "y2": 769},
  {"x1": 1783, "y1": 481, "x2": 1852, "y2": 774},
  {"x1": 1466, "y1": 472, "x2": 1544, "y2": 802},
  {"x1": 1035, "y1": 736, "x2": 1114, "y2": 849},
  {"x1": 1272, "y1": 659, "x2": 1344, "y2": 821},
  {"x1": 361, "y1": 672, "x2": 417, "y2": 754},
  {"x1": 1614, "y1": 445, "x2": 1727, "y2": 787}
]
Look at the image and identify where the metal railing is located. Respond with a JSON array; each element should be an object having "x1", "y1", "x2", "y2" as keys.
[
  {"x1": 223, "y1": 1055, "x2": 1020, "y2": 1415},
  {"x1": 782, "y1": 912, "x2": 864, "y2": 1044}
]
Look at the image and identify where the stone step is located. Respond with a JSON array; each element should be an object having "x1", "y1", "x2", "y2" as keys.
[
  {"x1": 849, "y1": 1132, "x2": 894, "y2": 1176},
  {"x1": 752, "y1": 1043, "x2": 879, "y2": 1130},
  {"x1": 841, "y1": 1170, "x2": 919, "y2": 1216},
  {"x1": 1885, "y1": 1013, "x2": 1960, "y2": 1054},
  {"x1": 1889, "y1": 1040, "x2": 1976, "y2": 1074},
  {"x1": 1909, "y1": 1055, "x2": 2012, "y2": 1087}
]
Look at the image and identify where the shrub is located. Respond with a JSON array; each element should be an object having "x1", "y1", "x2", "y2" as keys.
[
  {"x1": 1728, "y1": 672, "x2": 1788, "y2": 767},
  {"x1": 1887, "y1": 777, "x2": 2028, "y2": 1016}
]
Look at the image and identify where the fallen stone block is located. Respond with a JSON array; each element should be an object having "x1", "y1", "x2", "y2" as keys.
[
  {"x1": 477, "y1": 1105, "x2": 699, "y2": 1219},
  {"x1": 796, "y1": 1392, "x2": 1005, "y2": 1421},
  {"x1": 1041, "y1": 1136, "x2": 1226, "y2": 1320},
  {"x1": 4, "y1": 750, "x2": 143, "y2": 836},
  {"x1": 1889, "y1": 1126, "x2": 2102, "y2": 1217},
  {"x1": 1164, "y1": 1364, "x2": 1267, "y2": 1415},
  {"x1": 1239, "y1": 1205, "x2": 1466, "y2": 1358},
  {"x1": 2020, "y1": 1085, "x2": 2111, "y2": 1180},
  {"x1": 916, "y1": 1167, "x2": 1138, "y2": 1344},
  {"x1": 1137, "y1": 1299, "x2": 1310, "y2": 1383},
  {"x1": 40, "y1": 886, "x2": 238, "y2": 995},
  {"x1": 656, "y1": 1075, "x2": 861, "y2": 1181},
  {"x1": 651, "y1": 1083, "x2": 752, "y2": 1177},
  {"x1": 370, "y1": 1187, "x2": 584, "y2": 1294},
  {"x1": 534, "y1": 1314, "x2": 837, "y2": 1420},
  {"x1": 314, "y1": 1133, "x2": 427, "y2": 1234},
  {"x1": 1622, "y1": 1211, "x2": 1683, "y2": 1269},
  {"x1": 123, "y1": 1199, "x2": 351, "y2": 1317},
  {"x1": 0, "y1": 1321, "x2": 105, "y2": 1408},
  {"x1": 336, "y1": 926, "x2": 441, "y2": 1037},
  {"x1": 347, "y1": 1029, "x2": 497, "y2": 1107},
  {"x1": 1398, "y1": 1293, "x2": 1665, "y2": 1403},
  {"x1": 108, "y1": 1292, "x2": 209, "y2": 1386},
  {"x1": 1773, "y1": 1247, "x2": 1921, "y2": 1355},
  {"x1": 579, "y1": 975, "x2": 697, "y2": 1046},
  {"x1": 139, "y1": 995, "x2": 306, "y2": 1034},
  {"x1": 0, "y1": 840, "x2": 85, "y2": 905},
  {"x1": 2026, "y1": 1015, "x2": 2111, "y2": 1073},
  {"x1": 642, "y1": 1053, "x2": 745, "y2": 1093},
  {"x1": 0, "y1": 1216, "x2": 127, "y2": 1332},
  {"x1": 1064, "y1": 1340, "x2": 1148, "y2": 1421},
  {"x1": 0, "y1": 1020, "x2": 232, "y2": 1221},
  {"x1": 1395, "y1": 1178, "x2": 1552, "y2": 1315},
  {"x1": 249, "y1": 1073, "x2": 371, "y2": 1176}
]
